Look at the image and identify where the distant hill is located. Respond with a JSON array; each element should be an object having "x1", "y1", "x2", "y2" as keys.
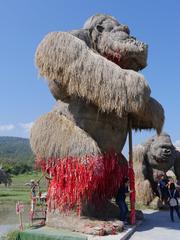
[{"x1": 0, "y1": 136, "x2": 34, "y2": 165}]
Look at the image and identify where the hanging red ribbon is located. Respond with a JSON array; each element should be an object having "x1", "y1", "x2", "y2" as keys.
[
  {"x1": 129, "y1": 166, "x2": 136, "y2": 224},
  {"x1": 36, "y1": 152, "x2": 128, "y2": 215}
]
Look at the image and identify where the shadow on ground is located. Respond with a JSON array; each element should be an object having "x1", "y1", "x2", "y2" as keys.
[{"x1": 136, "y1": 209, "x2": 180, "y2": 232}]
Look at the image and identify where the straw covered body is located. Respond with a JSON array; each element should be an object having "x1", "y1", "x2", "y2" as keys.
[
  {"x1": 36, "y1": 31, "x2": 150, "y2": 118},
  {"x1": 31, "y1": 14, "x2": 165, "y2": 216},
  {"x1": 133, "y1": 133, "x2": 178, "y2": 206}
]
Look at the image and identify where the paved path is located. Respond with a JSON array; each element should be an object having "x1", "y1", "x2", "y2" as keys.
[
  {"x1": 129, "y1": 209, "x2": 180, "y2": 240},
  {"x1": 0, "y1": 224, "x2": 18, "y2": 239}
]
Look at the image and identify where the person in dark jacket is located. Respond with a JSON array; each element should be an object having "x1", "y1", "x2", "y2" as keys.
[
  {"x1": 167, "y1": 181, "x2": 180, "y2": 222},
  {"x1": 157, "y1": 174, "x2": 169, "y2": 204},
  {"x1": 116, "y1": 177, "x2": 129, "y2": 222}
]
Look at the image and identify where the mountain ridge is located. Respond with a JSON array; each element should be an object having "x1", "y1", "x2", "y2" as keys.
[{"x1": 0, "y1": 136, "x2": 34, "y2": 164}]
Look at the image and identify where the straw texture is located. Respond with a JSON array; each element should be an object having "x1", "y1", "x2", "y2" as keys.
[
  {"x1": 30, "y1": 111, "x2": 100, "y2": 159},
  {"x1": 83, "y1": 14, "x2": 147, "y2": 71},
  {"x1": 133, "y1": 133, "x2": 177, "y2": 205},
  {"x1": 30, "y1": 99, "x2": 128, "y2": 159},
  {"x1": 131, "y1": 97, "x2": 164, "y2": 134},
  {"x1": 35, "y1": 32, "x2": 150, "y2": 118},
  {"x1": 35, "y1": 31, "x2": 164, "y2": 132},
  {"x1": 31, "y1": 14, "x2": 166, "y2": 218},
  {"x1": 133, "y1": 145, "x2": 154, "y2": 205}
]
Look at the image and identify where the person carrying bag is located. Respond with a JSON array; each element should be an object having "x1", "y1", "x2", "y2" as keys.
[{"x1": 167, "y1": 182, "x2": 180, "y2": 222}]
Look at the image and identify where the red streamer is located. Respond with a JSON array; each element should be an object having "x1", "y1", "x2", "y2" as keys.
[
  {"x1": 129, "y1": 166, "x2": 136, "y2": 224},
  {"x1": 36, "y1": 152, "x2": 128, "y2": 215}
]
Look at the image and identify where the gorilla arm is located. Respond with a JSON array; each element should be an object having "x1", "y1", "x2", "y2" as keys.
[
  {"x1": 30, "y1": 111, "x2": 101, "y2": 159},
  {"x1": 133, "y1": 145, "x2": 154, "y2": 205},
  {"x1": 174, "y1": 150, "x2": 180, "y2": 185},
  {"x1": 35, "y1": 32, "x2": 151, "y2": 118}
]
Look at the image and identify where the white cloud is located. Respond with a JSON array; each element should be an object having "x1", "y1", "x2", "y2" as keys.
[
  {"x1": 20, "y1": 122, "x2": 34, "y2": 133},
  {"x1": 0, "y1": 124, "x2": 15, "y2": 132},
  {"x1": 174, "y1": 140, "x2": 180, "y2": 147}
]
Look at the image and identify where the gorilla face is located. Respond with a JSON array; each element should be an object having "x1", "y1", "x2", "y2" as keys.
[
  {"x1": 147, "y1": 134, "x2": 176, "y2": 171},
  {"x1": 84, "y1": 14, "x2": 147, "y2": 71}
]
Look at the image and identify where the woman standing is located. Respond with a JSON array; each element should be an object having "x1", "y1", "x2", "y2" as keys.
[{"x1": 167, "y1": 182, "x2": 180, "y2": 222}]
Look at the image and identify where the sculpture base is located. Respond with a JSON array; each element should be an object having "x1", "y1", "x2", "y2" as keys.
[
  {"x1": 46, "y1": 201, "x2": 124, "y2": 235},
  {"x1": 47, "y1": 214, "x2": 124, "y2": 235},
  {"x1": 46, "y1": 201, "x2": 143, "y2": 235}
]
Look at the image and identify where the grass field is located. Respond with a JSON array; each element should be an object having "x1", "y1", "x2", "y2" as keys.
[
  {"x1": 0, "y1": 172, "x2": 146, "y2": 210},
  {"x1": 0, "y1": 172, "x2": 47, "y2": 204}
]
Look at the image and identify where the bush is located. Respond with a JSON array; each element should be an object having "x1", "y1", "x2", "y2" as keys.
[
  {"x1": 11, "y1": 163, "x2": 33, "y2": 175},
  {"x1": 1, "y1": 163, "x2": 13, "y2": 174},
  {"x1": 1, "y1": 162, "x2": 33, "y2": 175}
]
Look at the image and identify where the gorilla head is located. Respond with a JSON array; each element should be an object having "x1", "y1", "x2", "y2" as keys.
[
  {"x1": 146, "y1": 133, "x2": 176, "y2": 171},
  {"x1": 82, "y1": 14, "x2": 148, "y2": 71}
]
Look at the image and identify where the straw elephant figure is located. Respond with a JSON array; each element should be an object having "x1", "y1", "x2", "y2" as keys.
[
  {"x1": 30, "y1": 13, "x2": 164, "y2": 222},
  {"x1": 134, "y1": 133, "x2": 180, "y2": 207}
]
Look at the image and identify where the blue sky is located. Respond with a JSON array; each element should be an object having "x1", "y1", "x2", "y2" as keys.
[{"x1": 0, "y1": 0, "x2": 180, "y2": 157}]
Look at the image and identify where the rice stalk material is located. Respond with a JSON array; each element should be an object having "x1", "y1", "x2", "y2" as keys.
[
  {"x1": 133, "y1": 145, "x2": 154, "y2": 205},
  {"x1": 35, "y1": 32, "x2": 151, "y2": 119},
  {"x1": 52, "y1": 99, "x2": 128, "y2": 154},
  {"x1": 174, "y1": 147, "x2": 180, "y2": 183},
  {"x1": 83, "y1": 14, "x2": 148, "y2": 71},
  {"x1": 30, "y1": 111, "x2": 100, "y2": 160},
  {"x1": 83, "y1": 14, "x2": 118, "y2": 30},
  {"x1": 96, "y1": 32, "x2": 147, "y2": 71},
  {"x1": 131, "y1": 97, "x2": 164, "y2": 134}
]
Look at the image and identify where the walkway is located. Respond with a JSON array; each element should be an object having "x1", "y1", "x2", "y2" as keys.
[
  {"x1": 0, "y1": 224, "x2": 18, "y2": 239},
  {"x1": 129, "y1": 209, "x2": 180, "y2": 240}
]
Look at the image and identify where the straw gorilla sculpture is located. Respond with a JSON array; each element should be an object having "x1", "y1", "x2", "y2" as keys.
[
  {"x1": 31, "y1": 14, "x2": 164, "y2": 229},
  {"x1": 134, "y1": 133, "x2": 180, "y2": 206}
]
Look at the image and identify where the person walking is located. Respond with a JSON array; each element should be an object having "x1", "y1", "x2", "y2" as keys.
[
  {"x1": 167, "y1": 181, "x2": 180, "y2": 222},
  {"x1": 116, "y1": 177, "x2": 129, "y2": 223}
]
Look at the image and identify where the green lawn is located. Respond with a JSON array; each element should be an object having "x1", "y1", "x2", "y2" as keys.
[
  {"x1": 0, "y1": 172, "x2": 146, "y2": 210},
  {"x1": 0, "y1": 172, "x2": 47, "y2": 204}
]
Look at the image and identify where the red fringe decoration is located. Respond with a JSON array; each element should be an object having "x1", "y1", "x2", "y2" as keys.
[
  {"x1": 36, "y1": 152, "x2": 128, "y2": 215},
  {"x1": 129, "y1": 165, "x2": 136, "y2": 224}
]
